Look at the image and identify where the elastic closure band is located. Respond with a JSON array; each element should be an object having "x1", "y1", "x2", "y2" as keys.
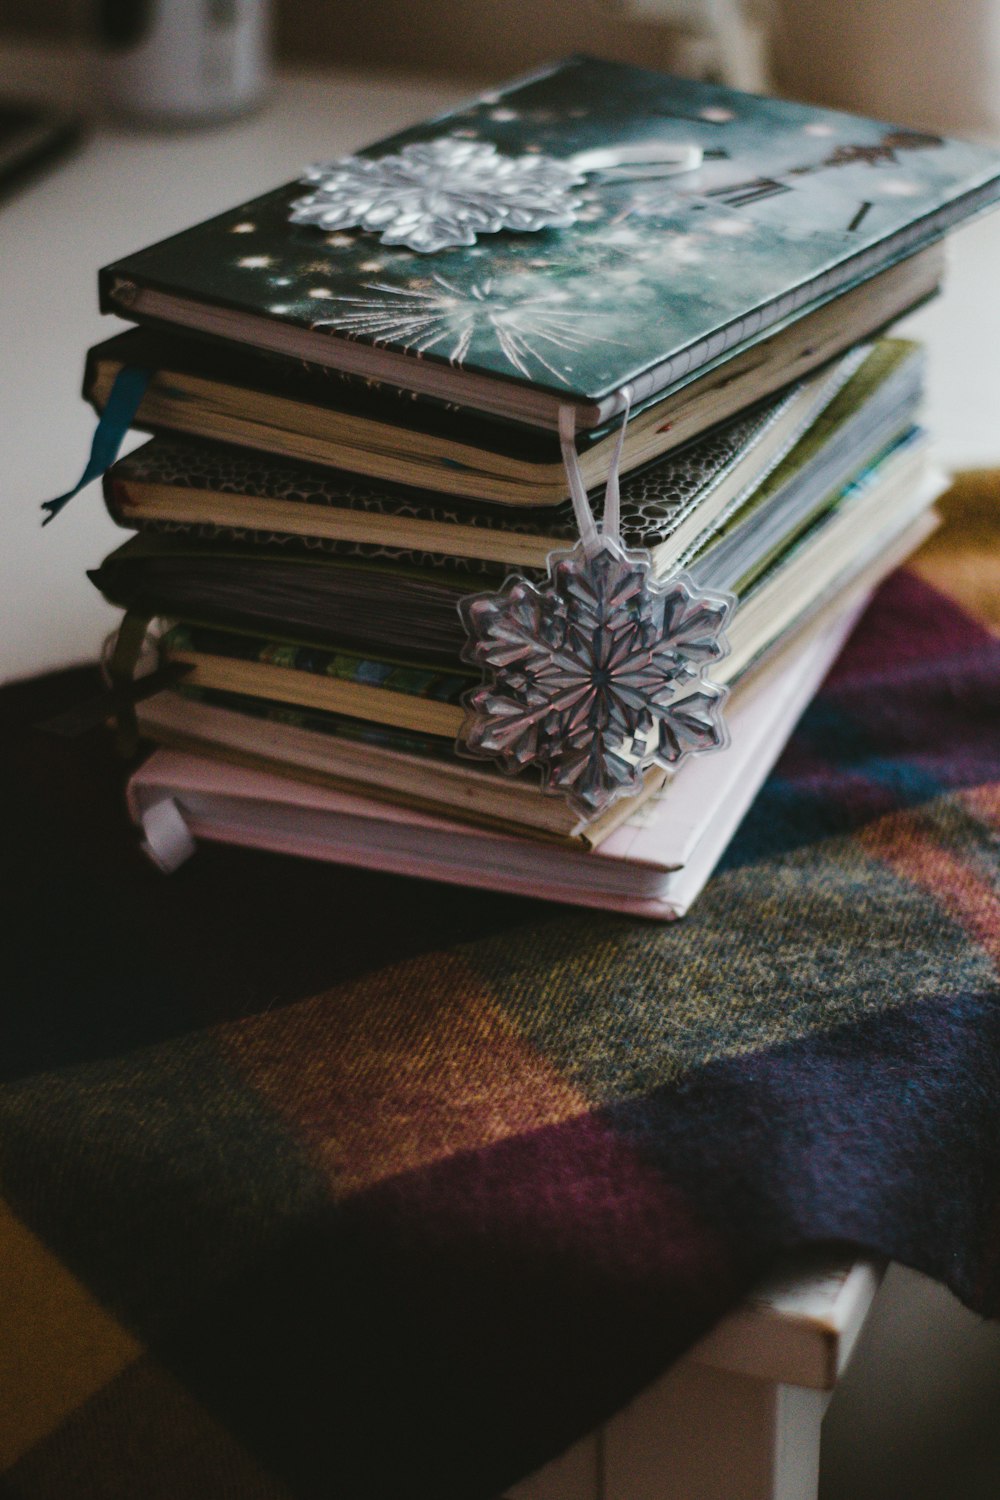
[{"x1": 107, "y1": 610, "x2": 153, "y2": 756}]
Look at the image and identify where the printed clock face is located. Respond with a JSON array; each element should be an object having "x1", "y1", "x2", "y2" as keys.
[
  {"x1": 672, "y1": 125, "x2": 948, "y2": 242},
  {"x1": 620, "y1": 89, "x2": 950, "y2": 242}
]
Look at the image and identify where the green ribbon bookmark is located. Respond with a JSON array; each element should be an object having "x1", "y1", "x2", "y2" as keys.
[{"x1": 41, "y1": 365, "x2": 152, "y2": 525}]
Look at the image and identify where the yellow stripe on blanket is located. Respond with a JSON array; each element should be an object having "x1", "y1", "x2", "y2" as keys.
[
  {"x1": 0, "y1": 1198, "x2": 141, "y2": 1469},
  {"x1": 910, "y1": 471, "x2": 1000, "y2": 635}
]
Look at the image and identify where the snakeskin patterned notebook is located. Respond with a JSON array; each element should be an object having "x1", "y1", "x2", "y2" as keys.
[
  {"x1": 94, "y1": 338, "x2": 923, "y2": 657},
  {"x1": 146, "y1": 438, "x2": 939, "y2": 735}
]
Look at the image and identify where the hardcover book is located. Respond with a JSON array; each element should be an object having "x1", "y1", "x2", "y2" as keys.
[
  {"x1": 127, "y1": 498, "x2": 923, "y2": 854},
  {"x1": 96, "y1": 430, "x2": 925, "y2": 667},
  {"x1": 132, "y1": 687, "x2": 668, "y2": 846},
  {"x1": 98, "y1": 56, "x2": 1000, "y2": 431},
  {"x1": 100, "y1": 351, "x2": 853, "y2": 567},
  {"x1": 93, "y1": 339, "x2": 925, "y2": 662},
  {"x1": 149, "y1": 444, "x2": 942, "y2": 738},
  {"x1": 83, "y1": 244, "x2": 941, "y2": 505}
]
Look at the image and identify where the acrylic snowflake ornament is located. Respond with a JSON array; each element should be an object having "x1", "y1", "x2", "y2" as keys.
[
  {"x1": 289, "y1": 137, "x2": 585, "y2": 253},
  {"x1": 458, "y1": 538, "x2": 734, "y2": 818}
]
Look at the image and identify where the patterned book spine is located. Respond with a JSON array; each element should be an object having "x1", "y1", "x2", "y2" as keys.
[
  {"x1": 106, "y1": 389, "x2": 789, "y2": 571},
  {"x1": 163, "y1": 624, "x2": 475, "y2": 705}
]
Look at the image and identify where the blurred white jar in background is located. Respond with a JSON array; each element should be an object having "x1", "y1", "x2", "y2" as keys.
[{"x1": 95, "y1": 0, "x2": 271, "y2": 124}]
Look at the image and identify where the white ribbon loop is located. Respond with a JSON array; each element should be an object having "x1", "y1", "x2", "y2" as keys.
[
  {"x1": 570, "y1": 143, "x2": 703, "y2": 179},
  {"x1": 557, "y1": 405, "x2": 600, "y2": 554},
  {"x1": 557, "y1": 385, "x2": 633, "y2": 555},
  {"x1": 602, "y1": 384, "x2": 633, "y2": 544}
]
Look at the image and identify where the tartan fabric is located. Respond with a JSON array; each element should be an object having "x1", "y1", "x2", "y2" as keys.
[{"x1": 1, "y1": 475, "x2": 998, "y2": 1499}]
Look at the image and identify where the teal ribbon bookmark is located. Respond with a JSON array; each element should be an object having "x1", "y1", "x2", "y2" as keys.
[{"x1": 41, "y1": 365, "x2": 152, "y2": 525}]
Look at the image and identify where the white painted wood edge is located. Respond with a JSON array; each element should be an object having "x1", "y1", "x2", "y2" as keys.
[{"x1": 691, "y1": 1256, "x2": 886, "y2": 1389}]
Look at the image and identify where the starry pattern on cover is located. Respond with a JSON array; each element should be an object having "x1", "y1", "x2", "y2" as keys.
[
  {"x1": 101, "y1": 57, "x2": 1000, "y2": 403},
  {"x1": 1, "y1": 477, "x2": 998, "y2": 1499}
]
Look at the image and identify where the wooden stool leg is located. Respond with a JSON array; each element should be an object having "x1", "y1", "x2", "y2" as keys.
[
  {"x1": 506, "y1": 1433, "x2": 600, "y2": 1500},
  {"x1": 506, "y1": 1367, "x2": 829, "y2": 1500},
  {"x1": 601, "y1": 1363, "x2": 829, "y2": 1500}
]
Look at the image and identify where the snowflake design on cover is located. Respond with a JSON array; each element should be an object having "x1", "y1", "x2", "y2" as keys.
[
  {"x1": 289, "y1": 138, "x2": 585, "y2": 253},
  {"x1": 459, "y1": 538, "x2": 733, "y2": 817}
]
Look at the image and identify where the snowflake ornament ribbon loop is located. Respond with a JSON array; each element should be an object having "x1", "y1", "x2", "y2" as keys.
[{"x1": 457, "y1": 392, "x2": 735, "y2": 818}]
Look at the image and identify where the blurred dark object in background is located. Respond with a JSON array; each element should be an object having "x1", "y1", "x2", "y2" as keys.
[{"x1": 0, "y1": 100, "x2": 80, "y2": 199}]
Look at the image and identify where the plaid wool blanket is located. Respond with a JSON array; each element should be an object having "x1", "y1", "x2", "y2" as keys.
[{"x1": 2, "y1": 475, "x2": 998, "y2": 1499}]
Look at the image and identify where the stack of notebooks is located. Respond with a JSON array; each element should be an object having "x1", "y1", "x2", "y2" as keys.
[{"x1": 76, "y1": 57, "x2": 1000, "y2": 917}]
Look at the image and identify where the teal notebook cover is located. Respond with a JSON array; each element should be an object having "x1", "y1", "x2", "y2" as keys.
[{"x1": 100, "y1": 56, "x2": 1000, "y2": 408}]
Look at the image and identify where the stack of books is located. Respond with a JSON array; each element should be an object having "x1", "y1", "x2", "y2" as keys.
[{"x1": 74, "y1": 57, "x2": 999, "y2": 918}]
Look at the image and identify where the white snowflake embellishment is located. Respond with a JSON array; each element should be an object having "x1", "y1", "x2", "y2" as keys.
[
  {"x1": 458, "y1": 538, "x2": 733, "y2": 817},
  {"x1": 289, "y1": 137, "x2": 585, "y2": 253}
]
